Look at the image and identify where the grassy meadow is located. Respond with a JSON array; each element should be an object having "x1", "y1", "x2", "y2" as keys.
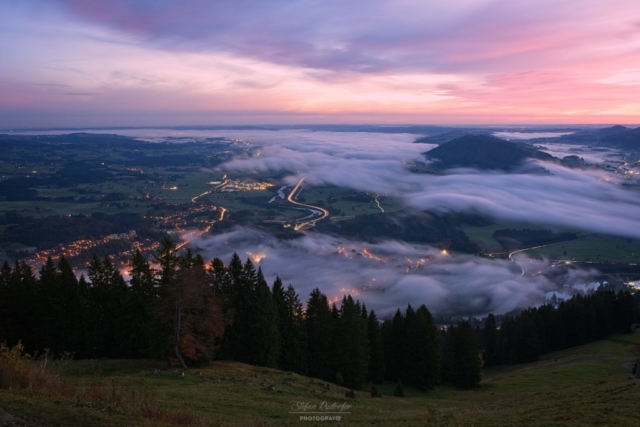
[{"x1": 1, "y1": 332, "x2": 639, "y2": 426}]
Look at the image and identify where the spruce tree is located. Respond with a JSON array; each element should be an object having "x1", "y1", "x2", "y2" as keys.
[
  {"x1": 306, "y1": 288, "x2": 333, "y2": 381},
  {"x1": 273, "y1": 278, "x2": 308, "y2": 373},
  {"x1": 516, "y1": 315, "x2": 541, "y2": 363},
  {"x1": 225, "y1": 258, "x2": 257, "y2": 362},
  {"x1": 380, "y1": 319, "x2": 394, "y2": 380},
  {"x1": 482, "y1": 314, "x2": 499, "y2": 366},
  {"x1": 384, "y1": 308, "x2": 405, "y2": 382},
  {"x1": 248, "y1": 267, "x2": 280, "y2": 367},
  {"x1": 613, "y1": 291, "x2": 636, "y2": 333},
  {"x1": 0, "y1": 261, "x2": 11, "y2": 343},
  {"x1": 331, "y1": 296, "x2": 369, "y2": 390},
  {"x1": 445, "y1": 321, "x2": 482, "y2": 389},
  {"x1": 53, "y1": 256, "x2": 79, "y2": 354},
  {"x1": 123, "y1": 249, "x2": 160, "y2": 357},
  {"x1": 416, "y1": 305, "x2": 441, "y2": 390},
  {"x1": 72, "y1": 275, "x2": 97, "y2": 358},
  {"x1": 208, "y1": 257, "x2": 227, "y2": 293},
  {"x1": 367, "y1": 310, "x2": 385, "y2": 383},
  {"x1": 36, "y1": 257, "x2": 59, "y2": 351},
  {"x1": 8, "y1": 262, "x2": 38, "y2": 351},
  {"x1": 402, "y1": 304, "x2": 419, "y2": 385}
]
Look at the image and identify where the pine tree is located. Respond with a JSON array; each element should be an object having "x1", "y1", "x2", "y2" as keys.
[
  {"x1": 367, "y1": 310, "x2": 385, "y2": 383},
  {"x1": 155, "y1": 237, "x2": 178, "y2": 287},
  {"x1": 444, "y1": 321, "x2": 482, "y2": 389},
  {"x1": 273, "y1": 278, "x2": 308, "y2": 373},
  {"x1": 561, "y1": 297, "x2": 588, "y2": 347},
  {"x1": 516, "y1": 314, "x2": 540, "y2": 363},
  {"x1": 224, "y1": 253, "x2": 244, "y2": 305},
  {"x1": 401, "y1": 304, "x2": 419, "y2": 385},
  {"x1": 613, "y1": 291, "x2": 636, "y2": 333},
  {"x1": 248, "y1": 267, "x2": 280, "y2": 367},
  {"x1": 384, "y1": 308, "x2": 405, "y2": 381},
  {"x1": 538, "y1": 304, "x2": 566, "y2": 351},
  {"x1": 8, "y1": 262, "x2": 38, "y2": 350},
  {"x1": 331, "y1": 296, "x2": 369, "y2": 390},
  {"x1": 34, "y1": 257, "x2": 58, "y2": 351},
  {"x1": 482, "y1": 314, "x2": 499, "y2": 366},
  {"x1": 53, "y1": 256, "x2": 79, "y2": 354},
  {"x1": 306, "y1": 288, "x2": 333, "y2": 381},
  {"x1": 380, "y1": 319, "x2": 394, "y2": 380},
  {"x1": 416, "y1": 305, "x2": 441, "y2": 390},
  {"x1": 0, "y1": 261, "x2": 11, "y2": 343},
  {"x1": 122, "y1": 249, "x2": 161, "y2": 358},
  {"x1": 208, "y1": 257, "x2": 227, "y2": 293},
  {"x1": 89, "y1": 256, "x2": 127, "y2": 357},
  {"x1": 222, "y1": 259, "x2": 279, "y2": 367},
  {"x1": 224, "y1": 258, "x2": 256, "y2": 362},
  {"x1": 72, "y1": 275, "x2": 97, "y2": 358}
]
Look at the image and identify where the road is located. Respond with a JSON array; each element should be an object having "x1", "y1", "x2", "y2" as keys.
[
  {"x1": 286, "y1": 177, "x2": 330, "y2": 231},
  {"x1": 373, "y1": 195, "x2": 384, "y2": 213},
  {"x1": 191, "y1": 178, "x2": 228, "y2": 203},
  {"x1": 175, "y1": 179, "x2": 229, "y2": 251},
  {"x1": 507, "y1": 237, "x2": 586, "y2": 260},
  {"x1": 488, "y1": 235, "x2": 592, "y2": 277}
]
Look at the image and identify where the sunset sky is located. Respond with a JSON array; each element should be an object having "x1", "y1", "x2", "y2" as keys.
[{"x1": 2, "y1": 0, "x2": 640, "y2": 128}]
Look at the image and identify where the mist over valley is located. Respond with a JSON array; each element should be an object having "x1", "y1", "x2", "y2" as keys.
[{"x1": 3, "y1": 125, "x2": 638, "y2": 319}]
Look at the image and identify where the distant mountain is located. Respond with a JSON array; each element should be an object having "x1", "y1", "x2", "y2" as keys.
[
  {"x1": 595, "y1": 125, "x2": 629, "y2": 136},
  {"x1": 560, "y1": 125, "x2": 640, "y2": 151},
  {"x1": 424, "y1": 134, "x2": 555, "y2": 170},
  {"x1": 414, "y1": 129, "x2": 494, "y2": 145}
]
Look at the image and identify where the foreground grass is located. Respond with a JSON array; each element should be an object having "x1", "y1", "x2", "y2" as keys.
[{"x1": 2, "y1": 333, "x2": 640, "y2": 426}]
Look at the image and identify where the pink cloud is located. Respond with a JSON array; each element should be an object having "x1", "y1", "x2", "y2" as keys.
[{"x1": 2, "y1": 0, "x2": 640, "y2": 126}]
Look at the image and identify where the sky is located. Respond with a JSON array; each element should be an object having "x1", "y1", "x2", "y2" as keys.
[{"x1": 2, "y1": 0, "x2": 640, "y2": 127}]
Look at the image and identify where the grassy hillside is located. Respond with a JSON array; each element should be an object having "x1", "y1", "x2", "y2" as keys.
[{"x1": 2, "y1": 332, "x2": 640, "y2": 426}]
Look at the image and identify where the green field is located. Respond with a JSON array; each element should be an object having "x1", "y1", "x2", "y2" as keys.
[
  {"x1": 2, "y1": 333, "x2": 640, "y2": 426},
  {"x1": 522, "y1": 235, "x2": 640, "y2": 263},
  {"x1": 461, "y1": 221, "x2": 585, "y2": 254},
  {"x1": 298, "y1": 185, "x2": 403, "y2": 217},
  {"x1": 461, "y1": 220, "x2": 640, "y2": 264}
]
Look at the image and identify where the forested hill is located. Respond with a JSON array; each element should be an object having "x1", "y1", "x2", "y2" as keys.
[
  {"x1": 424, "y1": 134, "x2": 555, "y2": 170},
  {"x1": 560, "y1": 125, "x2": 640, "y2": 151}
]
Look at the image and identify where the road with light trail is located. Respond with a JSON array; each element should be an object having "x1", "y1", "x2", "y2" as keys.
[{"x1": 287, "y1": 177, "x2": 330, "y2": 231}]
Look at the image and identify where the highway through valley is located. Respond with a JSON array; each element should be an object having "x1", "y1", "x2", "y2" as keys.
[{"x1": 287, "y1": 177, "x2": 330, "y2": 231}]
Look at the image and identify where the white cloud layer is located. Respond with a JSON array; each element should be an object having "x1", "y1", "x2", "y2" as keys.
[
  {"x1": 190, "y1": 227, "x2": 558, "y2": 318},
  {"x1": 218, "y1": 129, "x2": 640, "y2": 239}
]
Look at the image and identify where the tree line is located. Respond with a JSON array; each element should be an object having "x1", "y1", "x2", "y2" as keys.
[
  {"x1": 0, "y1": 238, "x2": 637, "y2": 392},
  {"x1": 481, "y1": 290, "x2": 638, "y2": 366}
]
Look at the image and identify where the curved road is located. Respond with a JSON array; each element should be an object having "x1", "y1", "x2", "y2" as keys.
[
  {"x1": 287, "y1": 177, "x2": 330, "y2": 231},
  {"x1": 175, "y1": 179, "x2": 229, "y2": 251},
  {"x1": 488, "y1": 235, "x2": 593, "y2": 277}
]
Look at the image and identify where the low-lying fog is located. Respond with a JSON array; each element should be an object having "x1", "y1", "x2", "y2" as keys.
[
  {"x1": 217, "y1": 129, "x2": 640, "y2": 239},
  {"x1": 194, "y1": 128, "x2": 636, "y2": 317},
  {"x1": 188, "y1": 227, "x2": 594, "y2": 318}
]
